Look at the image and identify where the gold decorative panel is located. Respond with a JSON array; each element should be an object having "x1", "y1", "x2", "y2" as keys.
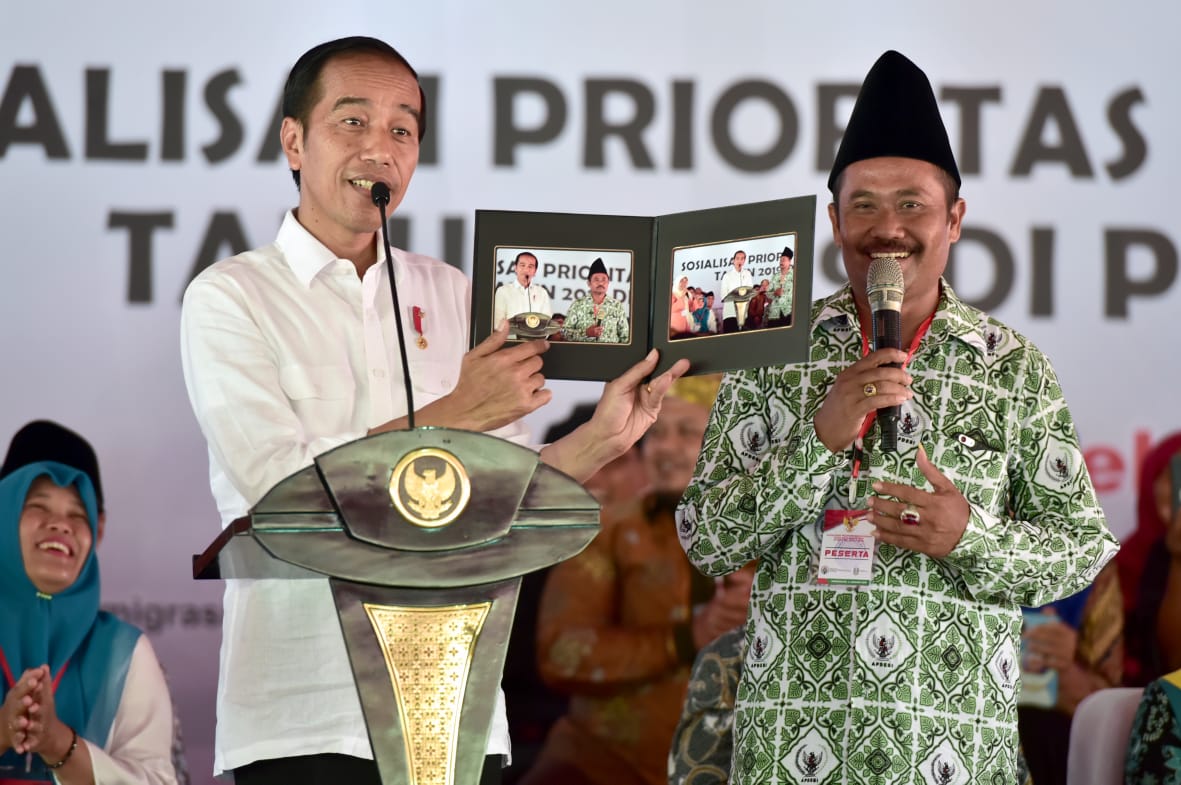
[{"x1": 364, "y1": 602, "x2": 491, "y2": 785}]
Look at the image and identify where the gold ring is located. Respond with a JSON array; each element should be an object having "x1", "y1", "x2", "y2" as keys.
[
  {"x1": 863, "y1": 383, "x2": 877, "y2": 398},
  {"x1": 900, "y1": 505, "x2": 920, "y2": 526},
  {"x1": 645, "y1": 384, "x2": 653, "y2": 395}
]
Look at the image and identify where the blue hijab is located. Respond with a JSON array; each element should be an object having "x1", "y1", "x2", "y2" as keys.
[{"x1": 0, "y1": 461, "x2": 139, "y2": 773}]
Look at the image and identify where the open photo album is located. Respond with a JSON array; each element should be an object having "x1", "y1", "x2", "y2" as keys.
[{"x1": 471, "y1": 195, "x2": 816, "y2": 380}]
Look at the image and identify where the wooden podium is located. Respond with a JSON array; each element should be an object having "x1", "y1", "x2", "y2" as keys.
[{"x1": 194, "y1": 428, "x2": 598, "y2": 785}]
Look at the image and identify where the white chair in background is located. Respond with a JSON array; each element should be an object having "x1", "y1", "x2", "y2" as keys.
[{"x1": 1065, "y1": 687, "x2": 1144, "y2": 785}]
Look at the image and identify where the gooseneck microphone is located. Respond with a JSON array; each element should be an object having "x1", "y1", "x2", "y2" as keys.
[
  {"x1": 371, "y1": 181, "x2": 416, "y2": 429},
  {"x1": 866, "y1": 256, "x2": 904, "y2": 452}
]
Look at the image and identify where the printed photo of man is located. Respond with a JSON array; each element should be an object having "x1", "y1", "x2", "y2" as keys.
[{"x1": 563, "y1": 258, "x2": 630, "y2": 343}]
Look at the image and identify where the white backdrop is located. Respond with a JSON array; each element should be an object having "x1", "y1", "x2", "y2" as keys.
[{"x1": 3, "y1": 2, "x2": 1179, "y2": 781}]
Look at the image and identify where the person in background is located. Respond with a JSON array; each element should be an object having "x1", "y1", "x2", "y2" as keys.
[
  {"x1": 671, "y1": 277, "x2": 692, "y2": 339},
  {"x1": 689, "y1": 292, "x2": 712, "y2": 335},
  {"x1": 503, "y1": 404, "x2": 651, "y2": 784},
  {"x1": 667, "y1": 625, "x2": 745, "y2": 785},
  {"x1": 704, "y1": 293, "x2": 719, "y2": 335},
  {"x1": 1121, "y1": 432, "x2": 1181, "y2": 687},
  {"x1": 1124, "y1": 667, "x2": 1181, "y2": 783},
  {"x1": 0, "y1": 423, "x2": 178, "y2": 785},
  {"x1": 1017, "y1": 563, "x2": 1123, "y2": 785},
  {"x1": 745, "y1": 281, "x2": 769, "y2": 331},
  {"x1": 522, "y1": 377, "x2": 754, "y2": 785}
]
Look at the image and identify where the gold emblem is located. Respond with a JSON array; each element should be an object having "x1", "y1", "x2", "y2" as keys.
[
  {"x1": 738, "y1": 286, "x2": 749, "y2": 296},
  {"x1": 416, "y1": 336, "x2": 428, "y2": 350},
  {"x1": 524, "y1": 313, "x2": 541, "y2": 329},
  {"x1": 389, "y1": 448, "x2": 471, "y2": 528}
]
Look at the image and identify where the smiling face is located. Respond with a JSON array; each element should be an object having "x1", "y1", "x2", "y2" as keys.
[
  {"x1": 642, "y1": 397, "x2": 710, "y2": 494},
  {"x1": 828, "y1": 156, "x2": 965, "y2": 320},
  {"x1": 19, "y1": 476, "x2": 94, "y2": 595},
  {"x1": 588, "y1": 272, "x2": 610, "y2": 301},
  {"x1": 280, "y1": 52, "x2": 422, "y2": 263}
]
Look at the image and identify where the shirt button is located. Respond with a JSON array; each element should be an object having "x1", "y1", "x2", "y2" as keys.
[{"x1": 373, "y1": 369, "x2": 386, "y2": 378}]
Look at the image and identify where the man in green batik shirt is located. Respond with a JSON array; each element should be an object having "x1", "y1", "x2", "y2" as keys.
[
  {"x1": 564, "y1": 258, "x2": 630, "y2": 343},
  {"x1": 766, "y1": 247, "x2": 795, "y2": 328},
  {"x1": 676, "y1": 51, "x2": 1118, "y2": 785}
]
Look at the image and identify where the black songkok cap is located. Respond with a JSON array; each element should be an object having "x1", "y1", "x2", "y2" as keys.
[
  {"x1": 0, "y1": 420, "x2": 104, "y2": 513},
  {"x1": 781, "y1": 247, "x2": 794, "y2": 259},
  {"x1": 587, "y1": 258, "x2": 609, "y2": 280},
  {"x1": 828, "y1": 50, "x2": 960, "y2": 192}
]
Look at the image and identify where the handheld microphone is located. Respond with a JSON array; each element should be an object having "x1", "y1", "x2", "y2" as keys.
[
  {"x1": 371, "y1": 181, "x2": 416, "y2": 429},
  {"x1": 866, "y1": 256, "x2": 904, "y2": 452}
]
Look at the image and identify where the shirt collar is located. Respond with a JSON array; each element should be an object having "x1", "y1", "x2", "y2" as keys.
[
  {"x1": 275, "y1": 210, "x2": 387, "y2": 288},
  {"x1": 815, "y1": 278, "x2": 991, "y2": 355}
]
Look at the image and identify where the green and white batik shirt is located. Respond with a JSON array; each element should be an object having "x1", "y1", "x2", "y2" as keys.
[
  {"x1": 563, "y1": 295, "x2": 630, "y2": 343},
  {"x1": 768, "y1": 269, "x2": 795, "y2": 322},
  {"x1": 677, "y1": 281, "x2": 1119, "y2": 785}
]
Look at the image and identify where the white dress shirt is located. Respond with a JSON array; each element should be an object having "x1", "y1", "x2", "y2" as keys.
[
  {"x1": 181, "y1": 211, "x2": 524, "y2": 775},
  {"x1": 719, "y1": 267, "x2": 754, "y2": 322},
  {"x1": 493, "y1": 280, "x2": 553, "y2": 329}
]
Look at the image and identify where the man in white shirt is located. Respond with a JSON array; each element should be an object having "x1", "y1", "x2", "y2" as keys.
[
  {"x1": 180, "y1": 36, "x2": 687, "y2": 785},
  {"x1": 493, "y1": 252, "x2": 553, "y2": 336},
  {"x1": 719, "y1": 251, "x2": 753, "y2": 333}
]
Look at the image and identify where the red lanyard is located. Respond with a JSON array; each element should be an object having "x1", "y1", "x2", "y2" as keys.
[{"x1": 849, "y1": 309, "x2": 936, "y2": 481}]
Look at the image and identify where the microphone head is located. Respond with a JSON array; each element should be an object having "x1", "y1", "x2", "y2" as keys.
[
  {"x1": 866, "y1": 256, "x2": 904, "y2": 313},
  {"x1": 370, "y1": 181, "x2": 391, "y2": 206}
]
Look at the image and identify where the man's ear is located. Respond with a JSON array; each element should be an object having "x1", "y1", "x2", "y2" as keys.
[
  {"x1": 827, "y1": 202, "x2": 842, "y2": 248},
  {"x1": 280, "y1": 116, "x2": 304, "y2": 173},
  {"x1": 947, "y1": 197, "x2": 967, "y2": 244},
  {"x1": 96, "y1": 512, "x2": 106, "y2": 546}
]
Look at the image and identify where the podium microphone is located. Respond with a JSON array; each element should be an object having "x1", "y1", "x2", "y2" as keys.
[
  {"x1": 371, "y1": 181, "x2": 416, "y2": 429},
  {"x1": 866, "y1": 256, "x2": 904, "y2": 452}
]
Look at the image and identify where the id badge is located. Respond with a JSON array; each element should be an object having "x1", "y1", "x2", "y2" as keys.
[{"x1": 817, "y1": 509, "x2": 876, "y2": 586}]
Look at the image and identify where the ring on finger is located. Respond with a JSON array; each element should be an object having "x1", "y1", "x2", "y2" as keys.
[
  {"x1": 862, "y1": 383, "x2": 877, "y2": 398},
  {"x1": 900, "y1": 504, "x2": 920, "y2": 526}
]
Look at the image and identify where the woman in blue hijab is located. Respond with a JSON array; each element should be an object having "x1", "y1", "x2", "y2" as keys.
[{"x1": 0, "y1": 422, "x2": 176, "y2": 784}]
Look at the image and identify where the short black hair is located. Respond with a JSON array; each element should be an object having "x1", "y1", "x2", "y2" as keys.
[
  {"x1": 283, "y1": 36, "x2": 428, "y2": 189},
  {"x1": 514, "y1": 251, "x2": 538, "y2": 266}
]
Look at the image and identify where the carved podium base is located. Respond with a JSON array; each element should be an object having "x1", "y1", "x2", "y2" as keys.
[{"x1": 333, "y1": 579, "x2": 519, "y2": 785}]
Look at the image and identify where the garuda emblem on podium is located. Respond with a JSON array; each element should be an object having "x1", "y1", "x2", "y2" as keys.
[{"x1": 388, "y1": 447, "x2": 472, "y2": 529}]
